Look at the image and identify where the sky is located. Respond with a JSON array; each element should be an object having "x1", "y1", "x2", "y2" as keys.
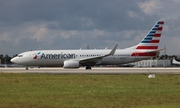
[{"x1": 0, "y1": 0, "x2": 180, "y2": 56}]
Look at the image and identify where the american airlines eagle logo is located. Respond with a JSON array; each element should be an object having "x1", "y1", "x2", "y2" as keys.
[{"x1": 33, "y1": 52, "x2": 41, "y2": 59}]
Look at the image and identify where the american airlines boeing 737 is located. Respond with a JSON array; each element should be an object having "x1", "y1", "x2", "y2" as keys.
[{"x1": 11, "y1": 21, "x2": 165, "y2": 70}]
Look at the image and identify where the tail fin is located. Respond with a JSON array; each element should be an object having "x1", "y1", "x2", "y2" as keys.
[{"x1": 136, "y1": 21, "x2": 164, "y2": 50}]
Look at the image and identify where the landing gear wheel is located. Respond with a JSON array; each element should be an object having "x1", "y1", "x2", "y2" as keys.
[
  {"x1": 86, "y1": 66, "x2": 91, "y2": 70},
  {"x1": 26, "y1": 67, "x2": 29, "y2": 70}
]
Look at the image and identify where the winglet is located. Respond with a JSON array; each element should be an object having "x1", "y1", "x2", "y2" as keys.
[{"x1": 106, "y1": 44, "x2": 118, "y2": 56}]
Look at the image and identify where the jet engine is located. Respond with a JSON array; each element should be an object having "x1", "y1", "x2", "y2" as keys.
[{"x1": 63, "y1": 60, "x2": 80, "y2": 68}]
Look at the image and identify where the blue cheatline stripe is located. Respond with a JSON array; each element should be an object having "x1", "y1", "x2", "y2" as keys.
[
  {"x1": 141, "y1": 41, "x2": 151, "y2": 43},
  {"x1": 157, "y1": 22, "x2": 163, "y2": 24},
  {"x1": 154, "y1": 25, "x2": 159, "y2": 27},
  {"x1": 144, "y1": 37, "x2": 153, "y2": 40},
  {"x1": 146, "y1": 34, "x2": 154, "y2": 37},
  {"x1": 152, "y1": 27, "x2": 158, "y2": 30},
  {"x1": 149, "y1": 31, "x2": 156, "y2": 33}
]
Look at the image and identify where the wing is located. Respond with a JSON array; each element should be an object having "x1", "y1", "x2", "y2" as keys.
[{"x1": 79, "y1": 44, "x2": 118, "y2": 64}]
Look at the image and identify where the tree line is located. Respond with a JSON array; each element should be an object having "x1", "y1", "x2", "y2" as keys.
[{"x1": 0, "y1": 54, "x2": 17, "y2": 64}]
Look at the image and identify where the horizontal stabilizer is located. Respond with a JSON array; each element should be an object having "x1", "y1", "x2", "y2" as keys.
[{"x1": 147, "y1": 48, "x2": 166, "y2": 53}]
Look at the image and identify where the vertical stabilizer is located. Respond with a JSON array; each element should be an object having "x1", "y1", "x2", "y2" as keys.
[
  {"x1": 136, "y1": 21, "x2": 164, "y2": 50},
  {"x1": 131, "y1": 21, "x2": 164, "y2": 57}
]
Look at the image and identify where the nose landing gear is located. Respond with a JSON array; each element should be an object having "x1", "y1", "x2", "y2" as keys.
[
  {"x1": 86, "y1": 66, "x2": 91, "y2": 70},
  {"x1": 26, "y1": 67, "x2": 28, "y2": 70}
]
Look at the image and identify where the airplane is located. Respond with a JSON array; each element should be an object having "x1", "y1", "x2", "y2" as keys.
[
  {"x1": 11, "y1": 21, "x2": 165, "y2": 70},
  {"x1": 172, "y1": 58, "x2": 180, "y2": 66}
]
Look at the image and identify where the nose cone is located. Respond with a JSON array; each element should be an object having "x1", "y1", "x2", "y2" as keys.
[{"x1": 11, "y1": 57, "x2": 17, "y2": 63}]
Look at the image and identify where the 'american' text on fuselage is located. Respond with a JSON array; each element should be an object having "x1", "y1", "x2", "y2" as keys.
[{"x1": 40, "y1": 53, "x2": 75, "y2": 59}]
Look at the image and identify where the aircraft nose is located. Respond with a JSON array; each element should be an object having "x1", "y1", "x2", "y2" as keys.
[{"x1": 11, "y1": 57, "x2": 17, "y2": 63}]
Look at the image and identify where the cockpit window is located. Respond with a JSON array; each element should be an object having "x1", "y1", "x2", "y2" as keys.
[{"x1": 18, "y1": 55, "x2": 23, "y2": 57}]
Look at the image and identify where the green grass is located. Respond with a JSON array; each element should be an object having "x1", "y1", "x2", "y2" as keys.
[{"x1": 0, "y1": 73, "x2": 180, "y2": 108}]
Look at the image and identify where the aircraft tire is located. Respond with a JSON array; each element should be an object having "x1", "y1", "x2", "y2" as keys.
[{"x1": 86, "y1": 66, "x2": 91, "y2": 70}]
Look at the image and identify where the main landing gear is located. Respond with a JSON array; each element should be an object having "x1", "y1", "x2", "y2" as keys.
[
  {"x1": 86, "y1": 66, "x2": 91, "y2": 70},
  {"x1": 26, "y1": 67, "x2": 29, "y2": 70},
  {"x1": 25, "y1": 66, "x2": 40, "y2": 70}
]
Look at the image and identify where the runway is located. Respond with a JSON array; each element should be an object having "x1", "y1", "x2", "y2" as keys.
[{"x1": 0, "y1": 67, "x2": 180, "y2": 74}]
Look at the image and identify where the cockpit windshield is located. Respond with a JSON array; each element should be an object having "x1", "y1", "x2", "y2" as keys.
[{"x1": 18, "y1": 55, "x2": 23, "y2": 57}]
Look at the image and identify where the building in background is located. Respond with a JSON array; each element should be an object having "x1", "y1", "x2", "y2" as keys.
[{"x1": 134, "y1": 60, "x2": 171, "y2": 67}]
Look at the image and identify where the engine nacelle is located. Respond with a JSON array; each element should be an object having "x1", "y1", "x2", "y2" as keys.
[{"x1": 63, "y1": 60, "x2": 80, "y2": 68}]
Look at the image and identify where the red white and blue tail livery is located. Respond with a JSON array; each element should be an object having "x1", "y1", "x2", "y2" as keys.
[
  {"x1": 11, "y1": 21, "x2": 165, "y2": 69},
  {"x1": 131, "y1": 21, "x2": 164, "y2": 57},
  {"x1": 137, "y1": 21, "x2": 164, "y2": 49}
]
